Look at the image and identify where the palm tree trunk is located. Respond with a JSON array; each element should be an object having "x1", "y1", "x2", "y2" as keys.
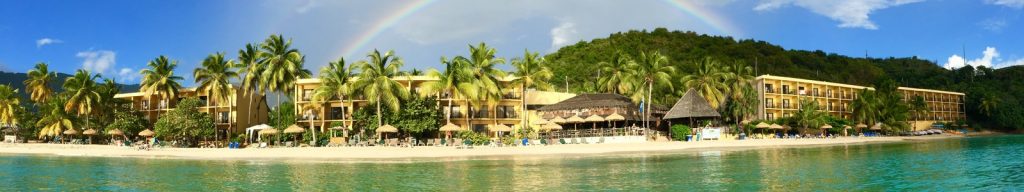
[
  {"x1": 521, "y1": 84, "x2": 527, "y2": 138},
  {"x1": 446, "y1": 90, "x2": 452, "y2": 124},
  {"x1": 646, "y1": 81, "x2": 652, "y2": 137},
  {"x1": 376, "y1": 95, "x2": 382, "y2": 127}
]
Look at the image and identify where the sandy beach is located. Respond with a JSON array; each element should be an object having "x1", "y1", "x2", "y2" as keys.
[{"x1": 0, "y1": 135, "x2": 963, "y2": 161}]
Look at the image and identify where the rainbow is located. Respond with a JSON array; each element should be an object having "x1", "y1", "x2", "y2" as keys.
[{"x1": 335, "y1": 0, "x2": 740, "y2": 60}]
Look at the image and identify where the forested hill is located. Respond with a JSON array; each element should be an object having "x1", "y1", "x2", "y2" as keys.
[
  {"x1": 544, "y1": 28, "x2": 1024, "y2": 130},
  {"x1": 0, "y1": 71, "x2": 140, "y2": 100}
]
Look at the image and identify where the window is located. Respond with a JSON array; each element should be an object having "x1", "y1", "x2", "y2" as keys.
[
  {"x1": 472, "y1": 107, "x2": 489, "y2": 118},
  {"x1": 827, "y1": 89, "x2": 833, "y2": 97},
  {"x1": 199, "y1": 96, "x2": 209, "y2": 106},
  {"x1": 302, "y1": 89, "x2": 313, "y2": 101},
  {"x1": 142, "y1": 100, "x2": 150, "y2": 110},
  {"x1": 798, "y1": 87, "x2": 806, "y2": 95},
  {"x1": 828, "y1": 102, "x2": 833, "y2": 111},
  {"x1": 766, "y1": 113, "x2": 775, "y2": 120},
  {"x1": 765, "y1": 98, "x2": 774, "y2": 108},
  {"x1": 472, "y1": 124, "x2": 487, "y2": 133},
  {"x1": 331, "y1": 107, "x2": 344, "y2": 120},
  {"x1": 450, "y1": 106, "x2": 463, "y2": 118},
  {"x1": 765, "y1": 84, "x2": 774, "y2": 93},
  {"x1": 219, "y1": 112, "x2": 229, "y2": 123},
  {"x1": 782, "y1": 99, "x2": 790, "y2": 108},
  {"x1": 496, "y1": 106, "x2": 516, "y2": 118},
  {"x1": 782, "y1": 85, "x2": 790, "y2": 94},
  {"x1": 812, "y1": 88, "x2": 819, "y2": 96}
]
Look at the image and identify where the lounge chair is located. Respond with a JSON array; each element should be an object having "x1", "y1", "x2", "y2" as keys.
[
  {"x1": 559, "y1": 138, "x2": 566, "y2": 144},
  {"x1": 440, "y1": 138, "x2": 447, "y2": 146},
  {"x1": 540, "y1": 138, "x2": 548, "y2": 145}
]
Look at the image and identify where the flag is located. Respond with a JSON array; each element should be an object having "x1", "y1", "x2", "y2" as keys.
[{"x1": 639, "y1": 99, "x2": 645, "y2": 113}]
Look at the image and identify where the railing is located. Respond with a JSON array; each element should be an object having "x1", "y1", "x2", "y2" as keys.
[{"x1": 765, "y1": 103, "x2": 775, "y2": 108}]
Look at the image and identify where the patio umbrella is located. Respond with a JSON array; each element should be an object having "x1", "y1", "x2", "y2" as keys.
[
  {"x1": 605, "y1": 113, "x2": 626, "y2": 135},
  {"x1": 259, "y1": 128, "x2": 279, "y2": 135},
  {"x1": 63, "y1": 129, "x2": 79, "y2": 143},
  {"x1": 489, "y1": 124, "x2": 512, "y2": 138},
  {"x1": 585, "y1": 115, "x2": 604, "y2": 135},
  {"x1": 439, "y1": 123, "x2": 461, "y2": 140},
  {"x1": 82, "y1": 129, "x2": 97, "y2": 144},
  {"x1": 550, "y1": 116, "x2": 567, "y2": 123},
  {"x1": 532, "y1": 118, "x2": 549, "y2": 125},
  {"x1": 820, "y1": 124, "x2": 833, "y2": 136},
  {"x1": 375, "y1": 124, "x2": 398, "y2": 141},
  {"x1": 283, "y1": 125, "x2": 306, "y2": 144},
  {"x1": 107, "y1": 129, "x2": 124, "y2": 136},
  {"x1": 540, "y1": 122, "x2": 563, "y2": 140},
  {"x1": 870, "y1": 123, "x2": 883, "y2": 131},
  {"x1": 138, "y1": 129, "x2": 154, "y2": 137},
  {"x1": 567, "y1": 115, "x2": 584, "y2": 137}
]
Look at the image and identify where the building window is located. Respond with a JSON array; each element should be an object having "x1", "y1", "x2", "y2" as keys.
[
  {"x1": 765, "y1": 84, "x2": 774, "y2": 93},
  {"x1": 142, "y1": 100, "x2": 149, "y2": 110},
  {"x1": 495, "y1": 106, "x2": 517, "y2": 118},
  {"x1": 219, "y1": 112, "x2": 229, "y2": 124},
  {"x1": 765, "y1": 98, "x2": 774, "y2": 108},
  {"x1": 302, "y1": 89, "x2": 313, "y2": 101},
  {"x1": 782, "y1": 99, "x2": 790, "y2": 109},
  {"x1": 812, "y1": 88, "x2": 819, "y2": 96},
  {"x1": 450, "y1": 106, "x2": 463, "y2": 118},
  {"x1": 782, "y1": 85, "x2": 791, "y2": 94},
  {"x1": 472, "y1": 124, "x2": 487, "y2": 133},
  {"x1": 827, "y1": 89, "x2": 833, "y2": 98},
  {"x1": 331, "y1": 107, "x2": 344, "y2": 120},
  {"x1": 472, "y1": 107, "x2": 489, "y2": 118},
  {"x1": 766, "y1": 113, "x2": 774, "y2": 120},
  {"x1": 798, "y1": 87, "x2": 806, "y2": 95}
]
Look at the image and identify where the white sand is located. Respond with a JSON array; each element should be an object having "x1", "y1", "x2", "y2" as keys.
[{"x1": 0, "y1": 135, "x2": 961, "y2": 161}]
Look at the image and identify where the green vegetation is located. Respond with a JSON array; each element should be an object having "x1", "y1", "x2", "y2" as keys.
[
  {"x1": 670, "y1": 124, "x2": 691, "y2": 141},
  {"x1": 546, "y1": 28, "x2": 1022, "y2": 130},
  {"x1": 154, "y1": 97, "x2": 215, "y2": 146}
]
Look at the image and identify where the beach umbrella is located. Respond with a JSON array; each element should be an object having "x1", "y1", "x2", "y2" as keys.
[
  {"x1": 107, "y1": 129, "x2": 124, "y2": 135},
  {"x1": 820, "y1": 124, "x2": 833, "y2": 136},
  {"x1": 63, "y1": 129, "x2": 79, "y2": 143},
  {"x1": 532, "y1": 118, "x2": 549, "y2": 125},
  {"x1": 606, "y1": 113, "x2": 626, "y2": 121},
  {"x1": 540, "y1": 122, "x2": 563, "y2": 140},
  {"x1": 856, "y1": 123, "x2": 868, "y2": 128},
  {"x1": 283, "y1": 125, "x2": 306, "y2": 144},
  {"x1": 439, "y1": 123, "x2": 460, "y2": 140},
  {"x1": 489, "y1": 124, "x2": 512, "y2": 138},
  {"x1": 82, "y1": 129, "x2": 97, "y2": 144},
  {"x1": 769, "y1": 123, "x2": 783, "y2": 129},
  {"x1": 138, "y1": 129, "x2": 154, "y2": 137},
  {"x1": 259, "y1": 128, "x2": 279, "y2": 135},
  {"x1": 870, "y1": 123, "x2": 883, "y2": 131},
  {"x1": 376, "y1": 124, "x2": 398, "y2": 141},
  {"x1": 756, "y1": 122, "x2": 770, "y2": 129},
  {"x1": 566, "y1": 115, "x2": 584, "y2": 137},
  {"x1": 550, "y1": 116, "x2": 567, "y2": 123},
  {"x1": 284, "y1": 125, "x2": 306, "y2": 134}
]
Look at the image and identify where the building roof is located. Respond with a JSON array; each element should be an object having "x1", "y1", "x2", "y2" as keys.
[
  {"x1": 537, "y1": 93, "x2": 637, "y2": 111},
  {"x1": 664, "y1": 89, "x2": 720, "y2": 119}
]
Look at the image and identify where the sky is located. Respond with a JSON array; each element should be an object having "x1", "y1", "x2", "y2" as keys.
[{"x1": 2, "y1": 0, "x2": 1024, "y2": 87}]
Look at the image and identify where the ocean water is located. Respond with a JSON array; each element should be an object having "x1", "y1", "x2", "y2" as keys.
[{"x1": 2, "y1": 135, "x2": 1023, "y2": 191}]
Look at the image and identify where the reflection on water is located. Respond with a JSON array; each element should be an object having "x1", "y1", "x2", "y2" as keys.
[{"x1": 1, "y1": 135, "x2": 1023, "y2": 191}]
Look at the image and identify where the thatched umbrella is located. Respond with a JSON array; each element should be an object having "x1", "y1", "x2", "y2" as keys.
[
  {"x1": 107, "y1": 129, "x2": 125, "y2": 142},
  {"x1": 550, "y1": 116, "x2": 567, "y2": 124},
  {"x1": 584, "y1": 114, "x2": 604, "y2": 136},
  {"x1": 540, "y1": 122, "x2": 563, "y2": 140},
  {"x1": 82, "y1": 129, "x2": 97, "y2": 144},
  {"x1": 755, "y1": 122, "x2": 770, "y2": 135},
  {"x1": 375, "y1": 124, "x2": 398, "y2": 141},
  {"x1": 258, "y1": 128, "x2": 279, "y2": 143},
  {"x1": 566, "y1": 115, "x2": 585, "y2": 137},
  {"x1": 605, "y1": 113, "x2": 626, "y2": 135},
  {"x1": 439, "y1": 123, "x2": 461, "y2": 140},
  {"x1": 138, "y1": 129, "x2": 154, "y2": 137},
  {"x1": 284, "y1": 125, "x2": 306, "y2": 144},
  {"x1": 532, "y1": 118, "x2": 549, "y2": 125},
  {"x1": 488, "y1": 124, "x2": 512, "y2": 138},
  {"x1": 855, "y1": 123, "x2": 868, "y2": 134},
  {"x1": 843, "y1": 125, "x2": 852, "y2": 136},
  {"x1": 63, "y1": 129, "x2": 79, "y2": 143},
  {"x1": 820, "y1": 124, "x2": 833, "y2": 136}
]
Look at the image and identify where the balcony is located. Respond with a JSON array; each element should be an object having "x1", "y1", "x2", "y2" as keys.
[
  {"x1": 765, "y1": 103, "x2": 776, "y2": 108},
  {"x1": 502, "y1": 93, "x2": 521, "y2": 100}
]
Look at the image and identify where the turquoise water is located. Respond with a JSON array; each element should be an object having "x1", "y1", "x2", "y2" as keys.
[{"x1": 2, "y1": 135, "x2": 1023, "y2": 191}]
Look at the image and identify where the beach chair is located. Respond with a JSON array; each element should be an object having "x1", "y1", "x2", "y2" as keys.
[
  {"x1": 347, "y1": 139, "x2": 357, "y2": 147},
  {"x1": 540, "y1": 138, "x2": 548, "y2": 145},
  {"x1": 440, "y1": 139, "x2": 447, "y2": 146}
]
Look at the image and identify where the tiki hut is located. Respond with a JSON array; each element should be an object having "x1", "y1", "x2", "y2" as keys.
[{"x1": 664, "y1": 89, "x2": 721, "y2": 127}]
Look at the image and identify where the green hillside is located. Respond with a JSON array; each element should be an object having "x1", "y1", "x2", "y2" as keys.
[
  {"x1": 544, "y1": 28, "x2": 1022, "y2": 130},
  {"x1": 0, "y1": 71, "x2": 140, "y2": 100}
]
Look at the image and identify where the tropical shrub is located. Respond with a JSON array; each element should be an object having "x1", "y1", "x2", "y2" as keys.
[
  {"x1": 671, "y1": 124, "x2": 691, "y2": 141},
  {"x1": 154, "y1": 97, "x2": 215, "y2": 146},
  {"x1": 455, "y1": 130, "x2": 490, "y2": 145}
]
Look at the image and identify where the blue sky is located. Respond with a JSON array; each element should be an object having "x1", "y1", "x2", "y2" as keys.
[{"x1": 1, "y1": 0, "x2": 1023, "y2": 86}]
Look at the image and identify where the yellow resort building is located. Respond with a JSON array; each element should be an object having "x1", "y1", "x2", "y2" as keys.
[
  {"x1": 754, "y1": 75, "x2": 966, "y2": 130},
  {"x1": 292, "y1": 76, "x2": 573, "y2": 135},
  {"x1": 113, "y1": 86, "x2": 270, "y2": 134}
]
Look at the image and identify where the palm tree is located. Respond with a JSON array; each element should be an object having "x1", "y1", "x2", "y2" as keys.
[
  {"x1": 979, "y1": 94, "x2": 999, "y2": 116},
  {"x1": 724, "y1": 61, "x2": 754, "y2": 99},
  {"x1": 597, "y1": 53, "x2": 636, "y2": 95},
  {"x1": 420, "y1": 56, "x2": 475, "y2": 126},
  {"x1": 24, "y1": 63, "x2": 56, "y2": 103},
  {"x1": 139, "y1": 55, "x2": 184, "y2": 120},
  {"x1": 37, "y1": 96, "x2": 74, "y2": 140},
  {"x1": 726, "y1": 86, "x2": 759, "y2": 135},
  {"x1": 259, "y1": 34, "x2": 311, "y2": 134},
  {"x1": 195, "y1": 52, "x2": 240, "y2": 139},
  {"x1": 793, "y1": 98, "x2": 827, "y2": 135},
  {"x1": 353, "y1": 50, "x2": 409, "y2": 133},
  {"x1": 312, "y1": 57, "x2": 355, "y2": 134},
  {"x1": 909, "y1": 95, "x2": 929, "y2": 130},
  {"x1": 0, "y1": 85, "x2": 20, "y2": 129},
  {"x1": 681, "y1": 57, "x2": 728, "y2": 109},
  {"x1": 64, "y1": 69, "x2": 102, "y2": 132},
  {"x1": 850, "y1": 89, "x2": 878, "y2": 133},
  {"x1": 238, "y1": 43, "x2": 267, "y2": 128},
  {"x1": 461, "y1": 43, "x2": 507, "y2": 130},
  {"x1": 629, "y1": 51, "x2": 675, "y2": 130},
  {"x1": 510, "y1": 49, "x2": 553, "y2": 132}
]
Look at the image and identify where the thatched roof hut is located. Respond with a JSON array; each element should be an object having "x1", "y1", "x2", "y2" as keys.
[
  {"x1": 664, "y1": 89, "x2": 721, "y2": 120},
  {"x1": 537, "y1": 93, "x2": 647, "y2": 121}
]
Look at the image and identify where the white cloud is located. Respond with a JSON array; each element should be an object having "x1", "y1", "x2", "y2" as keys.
[
  {"x1": 943, "y1": 47, "x2": 1024, "y2": 69},
  {"x1": 75, "y1": 50, "x2": 117, "y2": 74},
  {"x1": 117, "y1": 68, "x2": 141, "y2": 83},
  {"x1": 754, "y1": 0, "x2": 923, "y2": 30},
  {"x1": 987, "y1": 0, "x2": 1024, "y2": 8},
  {"x1": 979, "y1": 18, "x2": 1008, "y2": 32},
  {"x1": 550, "y1": 21, "x2": 579, "y2": 52},
  {"x1": 36, "y1": 38, "x2": 62, "y2": 48}
]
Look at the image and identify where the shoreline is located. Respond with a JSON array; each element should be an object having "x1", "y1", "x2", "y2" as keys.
[{"x1": 0, "y1": 135, "x2": 966, "y2": 161}]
